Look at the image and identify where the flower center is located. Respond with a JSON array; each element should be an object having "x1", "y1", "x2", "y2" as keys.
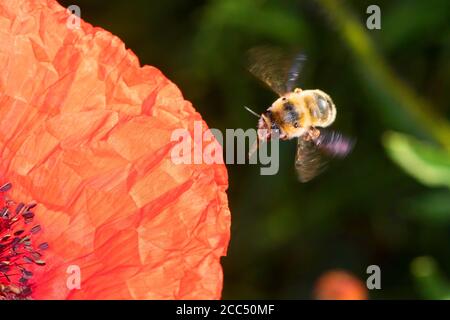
[{"x1": 0, "y1": 183, "x2": 47, "y2": 300}]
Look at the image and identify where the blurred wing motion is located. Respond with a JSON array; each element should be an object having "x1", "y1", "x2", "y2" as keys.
[
  {"x1": 247, "y1": 46, "x2": 306, "y2": 96},
  {"x1": 295, "y1": 136, "x2": 327, "y2": 183},
  {"x1": 295, "y1": 129, "x2": 354, "y2": 182}
]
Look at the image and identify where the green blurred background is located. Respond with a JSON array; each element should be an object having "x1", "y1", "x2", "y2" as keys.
[{"x1": 60, "y1": 0, "x2": 450, "y2": 299}]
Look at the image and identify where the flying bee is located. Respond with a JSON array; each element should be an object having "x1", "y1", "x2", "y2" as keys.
[{"x1": 246, "y1": 46, "x2": 354, "y2": 182}]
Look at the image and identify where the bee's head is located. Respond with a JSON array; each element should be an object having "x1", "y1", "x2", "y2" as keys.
[{"x1": 258, "y1": 110, "x2": 285, "y2": 140}]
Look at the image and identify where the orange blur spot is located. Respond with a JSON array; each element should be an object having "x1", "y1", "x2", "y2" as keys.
[{"x1": 314, "y1": 270, "x2": 368, "y2": 300}]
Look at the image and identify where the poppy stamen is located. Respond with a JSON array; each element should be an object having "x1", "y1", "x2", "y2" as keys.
[{"x1": 0, "y1": 183, "x2": 47, "y2": 300}]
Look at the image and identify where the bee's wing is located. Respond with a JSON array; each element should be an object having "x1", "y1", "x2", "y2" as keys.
[
  {"x1": 247, "y1": 46, "x2": 306, "y2": 96},
  {"x1": 295, "y1": 129, "x2": 354, "y2": 182},
  {"x1": 285, "y1": 52, "x2": 307, "y2": 93},
  {"x1": 314, "y1": 130, "x2": 355, "y2": 158},
  {"x1": 295, "y1": 136, "x2": 328, "y2": 182}
]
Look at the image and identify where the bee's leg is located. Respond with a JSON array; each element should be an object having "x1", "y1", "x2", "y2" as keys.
[
  {"x1": 248, "y1": 139, "x2": 258, "y2": 160},
  {"x1": 294, "y1": 88, "x2": 303, "y2": 94},
  {"x1": 305, "y1": 127, "x2": 320, "y2": 141}
]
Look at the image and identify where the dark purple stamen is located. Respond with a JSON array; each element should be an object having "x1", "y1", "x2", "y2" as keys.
[{"x1": 0, "y1": 182, "x2": 47, "y2": 300}]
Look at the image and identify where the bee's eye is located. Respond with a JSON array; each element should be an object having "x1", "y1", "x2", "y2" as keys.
[
  {"x1": 283, "y1": 102, "x2": 294, "y2": 111},
  {"x1": 294, "y1": 122, "x2": 299, "y2": 128}
]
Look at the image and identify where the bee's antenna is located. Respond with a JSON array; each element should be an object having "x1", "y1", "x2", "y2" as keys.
[{"x1": 244, "y1": 106, "x2": 260, "y2": 118}]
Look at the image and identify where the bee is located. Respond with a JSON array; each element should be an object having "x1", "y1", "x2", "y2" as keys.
[{"x1": 246, "y1": 46, "x2": 354, "y2": 182}]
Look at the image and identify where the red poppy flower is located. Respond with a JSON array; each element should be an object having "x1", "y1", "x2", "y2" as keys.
[{"x1": 0, "y1": 0, "x2": 230, "y2": 299}]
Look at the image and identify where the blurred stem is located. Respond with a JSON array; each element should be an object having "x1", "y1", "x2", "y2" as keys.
[{"x1": 315, "y1": 0, "x2": 450, "y2": 150}]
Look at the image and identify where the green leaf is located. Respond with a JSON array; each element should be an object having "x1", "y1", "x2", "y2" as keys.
[
  {"x1": 404, "y1": 190, "x2": 450, "y2": 223},
  {"x1": 383, "y1": 131, "x2": 450, "y2": 188}
]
